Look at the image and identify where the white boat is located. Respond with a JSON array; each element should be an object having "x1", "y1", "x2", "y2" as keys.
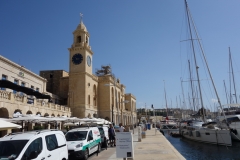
[
  {"x1": 180, "y1": 124, "x2": 232, "y2": 146},
  {"x1": 180, "y1": 120, "x2": 232, "y2": 146}
]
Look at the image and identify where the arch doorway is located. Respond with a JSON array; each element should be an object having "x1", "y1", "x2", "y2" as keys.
[
  {"x1": 26, "y1": 110, "x2": 32, "y2": 115},
  {"x1": 0, "y1": 108, "x2": 9, "y2": 137},
  {"x1": 0, "y1": 108, "x2": 9, "y2": 118}
]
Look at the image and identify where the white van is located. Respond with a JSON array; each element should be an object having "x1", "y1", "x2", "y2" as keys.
[
  {"x1": 0, "y1": 130, "x2": 68, "y2": 160},
  {"x1": 65, "y1": 127, "x2": 101, "y2": 160}
]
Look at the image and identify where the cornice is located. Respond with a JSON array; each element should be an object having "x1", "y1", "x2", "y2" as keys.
[{"x1": 68, "y1": 43, "x2": 93, "y2": 55}]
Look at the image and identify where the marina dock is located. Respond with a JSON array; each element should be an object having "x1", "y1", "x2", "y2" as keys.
[{"x1": 89, "y1": 128, "x2": 186, "y2": 160}]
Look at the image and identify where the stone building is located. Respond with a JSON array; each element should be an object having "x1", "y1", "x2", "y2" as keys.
[{"x1": 40, "y1": 18, "x2": 137, "y2": 126}]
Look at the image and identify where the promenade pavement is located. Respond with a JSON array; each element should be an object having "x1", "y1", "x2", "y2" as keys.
[{"x1": 89, "y1": 128, "x2": 186, "y2": 160}]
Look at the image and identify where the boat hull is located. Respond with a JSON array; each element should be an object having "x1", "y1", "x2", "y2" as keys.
[{"x1": 180, "y1": 128, "x2": 232, "y2": 146}]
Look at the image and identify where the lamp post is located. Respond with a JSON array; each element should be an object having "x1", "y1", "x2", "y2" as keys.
[{"x1": 151, "y1": 104, "x2": 156, "y2": 135}]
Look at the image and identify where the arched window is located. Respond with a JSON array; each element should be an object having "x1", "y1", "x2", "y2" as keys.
[
  {"x1": 88, "y1": 95, "x2": 90, "y2": 107},
  {"x1": 111, "y1": 87, "x2": 114, "y2": 108},
  {"x1": 36, "y1": 112, "x2": 41, "y2": 116},
  {"x1": 118, "y1": 92, "x2": 120, "y2": 109},
  {"x1": 0, "y1": 107, "x2": 9, "y2": 118},
  {"x1": 77, "y1": 36, "x2": 81, "y2": 43},
  {"x1": 132, "y1": 101, "x2": 134, "y2": 111},
  {"x1": 26, "y1": 110, "x2": 32, "y2": 115},
  {"x1": 93, "y1": 85, "x2": 97, "y2": 106},
  {"x1": 44, "y1": 113, "x2": 49, "y2": 117}
]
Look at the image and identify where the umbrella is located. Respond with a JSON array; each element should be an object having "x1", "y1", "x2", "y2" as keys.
[
  {"x1": 0, "y1": 119, "x2": 22, "y2": 131},
  {"x1": 9, "y1": 116, "x2": 50, "y2": 123},
  {"x1": 80, "y1": 118, "x2": 103, "y2": 123}
]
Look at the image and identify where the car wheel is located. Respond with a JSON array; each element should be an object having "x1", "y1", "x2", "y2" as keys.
[
  {"x1": 98, "y1": 143, "x2": 101, "y2": 153},
  {"x1": 83, "y1": 149, "x2": 89, "y2": 160}
]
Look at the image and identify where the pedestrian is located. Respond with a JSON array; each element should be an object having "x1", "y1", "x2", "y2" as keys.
[
  {"x1": 119, "y1": 123, "x2": 125, "y2": 132},
  {"x1": 108, "y1": 124, "x2": 116, "y2": 147}
]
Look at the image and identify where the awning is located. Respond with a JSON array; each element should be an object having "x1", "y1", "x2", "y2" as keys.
[
  {"x1": 0, "y1": 119, "x2": 22, "y2": 131},
  {"x1": 0, "y1": 80, "x2": 51, "y2": 99}
]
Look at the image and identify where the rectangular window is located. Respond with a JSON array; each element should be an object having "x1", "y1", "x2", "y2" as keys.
[
  {"x1": 1, "y1": 75, "x2": 7, "y2": 90},
  {"x1": 2, "y1": 75, "x2": 7, "y2": 80},
  {"x1": 88, "y1": 95, "x2": 90, "y2": 105},
  {"x1": 13, "y1": 79, "x2": 19, "y2": 94}
]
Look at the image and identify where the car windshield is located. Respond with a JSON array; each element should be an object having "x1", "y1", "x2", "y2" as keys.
[
  {"x1": 65, "y1": 131, "x2": 88, "y2": 141},
  {"x1": 0, "y1": 140, "x2": 29, "y2": 160}
]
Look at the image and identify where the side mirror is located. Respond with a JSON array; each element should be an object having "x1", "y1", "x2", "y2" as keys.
[{"x1": 29, "y1": 151, "x2": 38, "y2": 159}]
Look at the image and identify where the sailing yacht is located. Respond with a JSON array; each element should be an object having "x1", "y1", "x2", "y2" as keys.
[
  {"x1": 179, "y1": 0, "x2": 232, "y2": 146},
  {"x1": 216, "y1": 49, "x2": 240, "y2": 141}
]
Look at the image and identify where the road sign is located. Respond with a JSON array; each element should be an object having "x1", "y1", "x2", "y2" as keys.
[{"x1": 116, "y1": 132, "x2": 134, "y2": 158}]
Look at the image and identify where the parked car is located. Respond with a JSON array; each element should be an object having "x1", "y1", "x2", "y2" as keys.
[
  {"x1": 0, "y1": 130, "x2": 68, "y2": 160},
  {"x1": 97, "y1": 126, "x2": 109, "y2": 148},
  {"x1": 65, "y1": 127, "x2": 101, "y2": 160}
]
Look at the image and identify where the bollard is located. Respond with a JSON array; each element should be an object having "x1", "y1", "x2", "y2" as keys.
[
  {"x1": 138, "y1": 126, "x2": 142, "y2": 142},
  {"x1": 142, "y1": 131, "x2": 146, "y2": 138}
]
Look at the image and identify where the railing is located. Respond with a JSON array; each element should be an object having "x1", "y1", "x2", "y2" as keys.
[
  {"x1": 13, "y1": 94, "x2": 23, "y2": 102},
  {"x1": 0, "y1": 90, "x2": 10, "y2": 99},
  {"x1": 0, "y1": 90, "x2": 71, "y2": 113}
]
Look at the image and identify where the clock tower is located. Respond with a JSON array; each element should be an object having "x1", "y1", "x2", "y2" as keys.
[{"x1": 68, "y1": 15, "x2": 94, "y2": 118}]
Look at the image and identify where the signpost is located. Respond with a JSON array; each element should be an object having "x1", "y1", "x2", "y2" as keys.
[{"x1": 116, "y1": 132, "x2": 134, "y2": 159}]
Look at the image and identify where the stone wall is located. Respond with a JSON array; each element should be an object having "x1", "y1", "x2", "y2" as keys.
[{"x1": 0, "y1": 90, "x2": 71, "y2": 118}]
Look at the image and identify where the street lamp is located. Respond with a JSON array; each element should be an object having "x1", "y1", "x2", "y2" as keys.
[{"x1": 151, "y1": 104, "x2": 156, "y2": 135}]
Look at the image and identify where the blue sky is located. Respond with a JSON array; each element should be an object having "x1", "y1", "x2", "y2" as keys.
[{"x1": 1, "y1": 0, "x2": 240, "y2": 111}]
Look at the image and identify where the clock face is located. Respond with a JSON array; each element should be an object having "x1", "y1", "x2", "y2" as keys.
[
  {"x1": 87, "y1": 55, "x2": 91, "y2": 67},
  {"x1": 72, "y1": 53, "x2": 83, "y2": 65}
]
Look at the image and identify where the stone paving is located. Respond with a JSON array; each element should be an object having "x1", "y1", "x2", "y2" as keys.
[{"x1": 89, "y1": 128, "x2": 186, "y2": 160}]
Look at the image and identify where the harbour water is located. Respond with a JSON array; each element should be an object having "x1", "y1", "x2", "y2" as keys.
[{"x1": 163, "y1": 131, "x2": 240, "y2": 160}]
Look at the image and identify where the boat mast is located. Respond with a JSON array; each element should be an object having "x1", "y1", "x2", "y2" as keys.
[
  {"x1": 185, "y1": 0, "x2": 227, "y2": 123},
  {"x1": 164, "y1": 80, "x2": 169, "y2": 119},
  {"x1": 185, "y1": 0, "x2": 206, "y2": 122},
  {"x1": 188, "y1": 60, "x2": 196, "y2": 112},
  {"x1": 229, "y1": 47, "x2": 238, "y2": 103},
  {"x1": 180, "y1": 77, "x2": 187, "y2": 110},
  {"x1": 223, "y1": 80, "x2": 230, "y2": 111}
]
